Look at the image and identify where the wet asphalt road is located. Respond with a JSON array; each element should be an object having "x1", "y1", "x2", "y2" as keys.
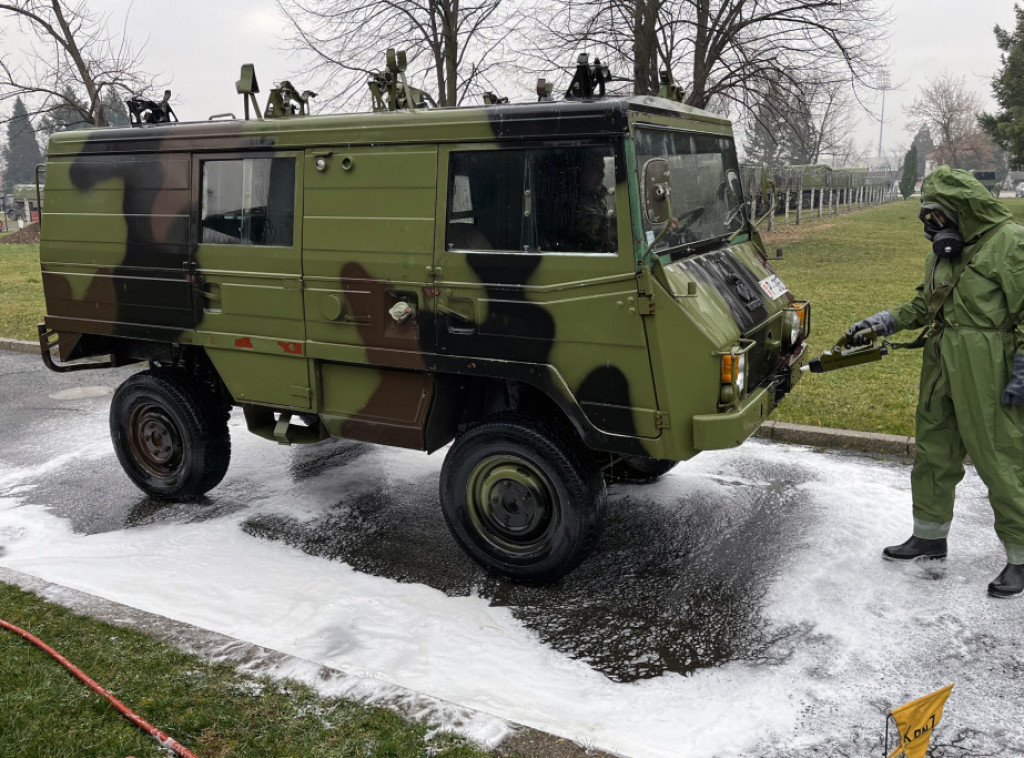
[
  {"x1": 3, "y1": 347, "x2": 1023, "y2": 756},
  {"x1": 0, "y1": 349, "x2": 807, "y2": 684}
]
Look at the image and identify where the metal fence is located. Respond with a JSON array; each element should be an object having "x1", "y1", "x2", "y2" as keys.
[{"x1": 741, "y1": 163, "x2": 897, "y2": 231}]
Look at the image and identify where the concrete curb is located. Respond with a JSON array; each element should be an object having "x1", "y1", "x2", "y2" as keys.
[
  {"x1": 755, "y1": 420, "x2": 916, "y2": 459},
  {"x1": 0, "y1": 566, "x2": 613, "y2": 758},
  {"x1": 0, "y1": 338, "x2": 36, "y2": 354}
]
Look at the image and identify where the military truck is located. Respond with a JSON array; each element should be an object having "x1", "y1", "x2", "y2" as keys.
[
  {"x1": 36, "y1": 55, "x2": 809, "y2": 582},
  {"x1": 11, "y1": 183, "x2": 42, "y2": 223}
]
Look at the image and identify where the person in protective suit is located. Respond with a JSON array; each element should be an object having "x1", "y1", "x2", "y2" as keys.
[{"x1": 848, "y1": 166, "x2": 1024, "y2": 598}]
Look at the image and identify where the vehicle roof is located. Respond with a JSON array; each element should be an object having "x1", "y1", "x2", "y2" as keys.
[{"x1": 46, "y1": 96, "x2": 734, "y2": 157}]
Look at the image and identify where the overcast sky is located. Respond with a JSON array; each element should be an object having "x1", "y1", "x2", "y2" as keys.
[{"x1": 4, "y1": 0, "x2": 1021, "y2": 159}]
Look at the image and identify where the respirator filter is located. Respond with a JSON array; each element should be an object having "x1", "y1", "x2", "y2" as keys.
[{"x1": 931, "y1": 228, "x2": 964, "y2": 258}]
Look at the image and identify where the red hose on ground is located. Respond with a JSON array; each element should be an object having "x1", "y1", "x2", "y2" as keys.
[{"x1": 0, "y1": 616, "x2": 199, "y2": 758}]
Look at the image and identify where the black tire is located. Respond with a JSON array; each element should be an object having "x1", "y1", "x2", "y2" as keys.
[
  {"x1": 606, "y1": 455, "x2": 678, "y2": 484},
  {"x1": 109, "y1": 370, "x2": 231, "y2": 500},
  {"x1": 440, "y1": 414, "x2": 606, "y2": 583}
]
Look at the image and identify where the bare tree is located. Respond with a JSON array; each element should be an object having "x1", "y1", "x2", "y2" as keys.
[
  {"x1": 0, "y1": 1, "x2": 159, "y2": 127},
  {"x1": 680, "y1": 0, "x2": 887, "y2": 112},
  {"x1": 531, "y1": 0, "x2": 889, "y2": 117},
  {"x1": 277, "y1": 0, "x2": 516, "y2": 109},
  {"x1": 905, "y1": 73, "x2": 988, "y2": 170},
  {"x1": 828, "y1": 137, "x2": 868, "y2": 170},
  {"x1": 528, "y1": 0, "x2": 674, "y2": 97}
]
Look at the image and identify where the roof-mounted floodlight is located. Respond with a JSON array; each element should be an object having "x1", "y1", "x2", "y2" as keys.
[{"x1": 236, "y1": 64, "x2": 262, "y2": 121}]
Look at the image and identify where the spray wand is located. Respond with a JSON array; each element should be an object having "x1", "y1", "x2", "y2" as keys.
[{"x1": 801, "y1": 329, "x2": 889, "y2": 374}]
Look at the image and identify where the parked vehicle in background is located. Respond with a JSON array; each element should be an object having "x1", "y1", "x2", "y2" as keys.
[
  {"x1": 9, "y1": 184, "x2": 42, "y2": 223},
  {"x1": 36, "y1": 53, "x2": 809, "y2": 582},
  {"x1": 971, "y1": 170, "x2": 1005, "y2": 198}
]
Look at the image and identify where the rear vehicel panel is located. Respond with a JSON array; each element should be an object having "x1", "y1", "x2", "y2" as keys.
[{"x1": 41, "y1": 152, "x2": 193, "y2": 342}]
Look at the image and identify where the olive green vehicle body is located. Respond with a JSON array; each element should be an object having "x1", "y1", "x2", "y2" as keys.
[{"x1": 38, "y1": 95, "x2": 807, "y2": 465}]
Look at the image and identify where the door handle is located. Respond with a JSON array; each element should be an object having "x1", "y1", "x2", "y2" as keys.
[{"x1": 441, "y1": 295, "x2": 476, "y2": 334}]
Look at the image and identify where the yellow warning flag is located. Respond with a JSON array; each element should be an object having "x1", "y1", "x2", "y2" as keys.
[{"x1": 886, "y1": 684, "x2": 954, "y2": 758}]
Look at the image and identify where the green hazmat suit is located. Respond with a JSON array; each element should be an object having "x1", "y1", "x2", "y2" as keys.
[{"x1": 888, "y1": 166, "x2": 1024, "y2": 563}]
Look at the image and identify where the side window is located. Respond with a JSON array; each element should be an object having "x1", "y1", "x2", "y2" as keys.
[
  {"x1": 201, "y1": 157, "x2": 295, "y2": 246},
  {"x1": 446, "y1": 146, "x2": 617, "y2": 254}
]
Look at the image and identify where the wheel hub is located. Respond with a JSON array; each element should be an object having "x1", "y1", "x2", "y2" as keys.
[
  {"x1": 467, "y1": 455, "x2": 555, "y2": 552},
  {"x1": 127, "y1": 405, "x2": 182, "y2": 478}
]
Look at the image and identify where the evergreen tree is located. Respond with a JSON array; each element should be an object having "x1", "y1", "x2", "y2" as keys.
[
  {"x1": 36, "y1": 88, "x2": 130, "y2": 158},
  {"x1": 900, "y1": 144, "x2": 918, "y2": 199},
  {"x1": 38, "y1": 88, "x2": 91, "y2": 141},
  {"x1": 1, "y1": 98, "x2": 43, "y2": 195},
  {"x1": 911, "y1": 127, "x2": 933, "y2": 177},
  {"x1": 102, "y1": 89, "x2": 130, "y2": 127},
  {"x1": 745, "y1": 97, "x2": 788, "y2": 166},
  {"x1": 980, "y1": 5, "x2": 1024, "y2": 169}
]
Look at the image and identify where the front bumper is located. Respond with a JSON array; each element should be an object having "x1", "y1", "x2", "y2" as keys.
[{"x1": 692, "y1": 344, "x2": 806, "y2": 450}]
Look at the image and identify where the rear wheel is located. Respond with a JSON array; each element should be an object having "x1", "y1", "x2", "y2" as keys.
[
  {"x1": 606, "y1": 455, "x2": 678, "y2": 484},
  {"x1": 109, "y1": 370, "x2": 231, "y2": 500},
  {"x1": 440, "y1": 414, "x2": 606, "y2": 583}
]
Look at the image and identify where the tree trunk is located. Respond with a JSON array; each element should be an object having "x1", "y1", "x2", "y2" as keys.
[
  {"x1": 50, "y1": 0, "x2": 106, "y2": 126},
  {"x1": 632, "y1": 0, "x2": 660, "y2": 95},
  {"x1": 687, "y1": 0, "x2": 710, "y2": 108},
  {"x1": 443, "y1": 0, "x2": 459, "y2": 106}
]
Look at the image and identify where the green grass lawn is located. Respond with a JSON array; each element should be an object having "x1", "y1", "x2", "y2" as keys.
[
  {"x1": 0, "y1": 583, "x2": 500, "y2": 758},
  {"x1": 767, "y1": 197, "x2": 1024, "y2": 437},
  {"x1": 0, "y1": 242, "x2": 45, "y2": 341}
]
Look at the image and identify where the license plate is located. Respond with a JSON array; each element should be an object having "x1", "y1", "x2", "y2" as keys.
[{"x1": 758, "y1": 274, "x2": 789, "y2": 300}]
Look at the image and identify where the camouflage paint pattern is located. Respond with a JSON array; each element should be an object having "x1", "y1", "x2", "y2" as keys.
[{"x1": 39, "y1": 95, "x2": 807, "y2": 461}]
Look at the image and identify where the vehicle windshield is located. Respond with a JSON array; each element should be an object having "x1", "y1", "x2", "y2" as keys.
[{"x1": 634, "y1": 127, "x2": 745, "y2": 254}]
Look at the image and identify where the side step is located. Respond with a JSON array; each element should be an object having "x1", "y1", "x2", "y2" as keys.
[{"x1": 242, "y1": 405, "x2": 328, "y2": 445}]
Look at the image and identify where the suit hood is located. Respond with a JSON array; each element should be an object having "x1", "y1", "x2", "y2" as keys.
[{"x1": 921, "y1": 165, "x2": 1012, "y2": 243}]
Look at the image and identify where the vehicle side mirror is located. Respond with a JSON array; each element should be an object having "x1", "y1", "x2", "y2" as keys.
[{"x1": 642, "y1": 158, "x2": 672, "y2": 225}]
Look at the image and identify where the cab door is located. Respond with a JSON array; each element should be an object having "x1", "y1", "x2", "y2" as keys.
[
  {"x1": 192, "y1": 152, "x2": 311, "y2": 409},
  {"x1": 433, "y1": 142, "x2": 662, "y2": 439}
]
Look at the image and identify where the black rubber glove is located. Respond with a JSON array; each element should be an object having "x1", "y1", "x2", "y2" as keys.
[
  {"x1": 845, "y1": 311, "x2": 895, "y2": 346},
  {"x1": 1002, "y1": 354, "x2": 1024, "y2": 406}
]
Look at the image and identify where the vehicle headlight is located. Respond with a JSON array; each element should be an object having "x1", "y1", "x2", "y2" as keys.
[
  {"x1": 782, "y1": 302, "x2": 811, "y2": 347},
  {"x1": 720, "y1": 351, "x2": 748, "y2": 395}
]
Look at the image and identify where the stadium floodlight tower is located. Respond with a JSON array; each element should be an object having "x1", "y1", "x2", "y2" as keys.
[{"x1": 877, "y1": 69, "x2": 892, "y2": 161}]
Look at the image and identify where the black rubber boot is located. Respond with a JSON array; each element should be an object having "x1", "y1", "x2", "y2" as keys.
[
  {"x1": 882, "y1": 536, "x2": 947, "y2": 562},
  {"x1": 988, "y1": 563, "x2": 1024, "y2": 598}
]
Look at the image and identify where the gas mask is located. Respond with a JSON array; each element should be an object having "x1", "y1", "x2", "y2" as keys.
[{"x1": 920, "y1": 206, "x2": 964, "y2": 258}]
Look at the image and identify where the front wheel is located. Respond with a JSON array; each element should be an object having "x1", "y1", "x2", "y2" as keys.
[
  {"x1": 440, "y1": 414, "x2": 606, "y2": 583},
  {"x1": 109, "y1": 370, "x2": 231, "y2": 500}
]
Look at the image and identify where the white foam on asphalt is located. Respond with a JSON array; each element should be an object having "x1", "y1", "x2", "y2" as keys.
[{"x1": 1, "y1": 416, "x2": 1021, "y2": 756}]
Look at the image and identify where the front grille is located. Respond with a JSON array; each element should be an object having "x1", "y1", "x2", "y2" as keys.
[{"x1": 745, "y1": 312, "x2": 784, "y2": 389}]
